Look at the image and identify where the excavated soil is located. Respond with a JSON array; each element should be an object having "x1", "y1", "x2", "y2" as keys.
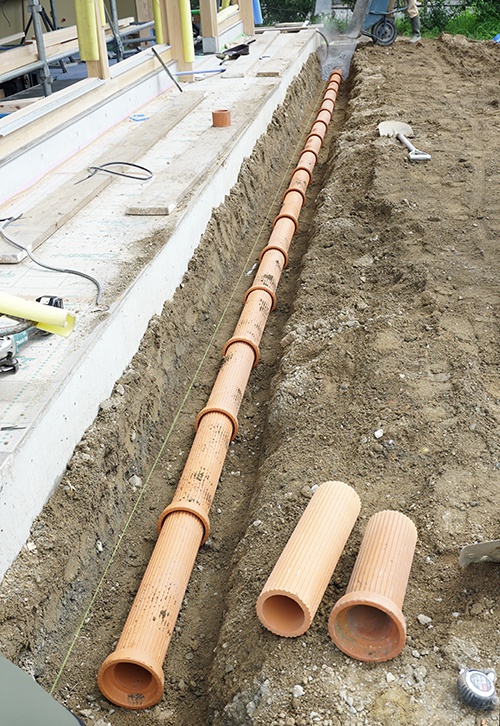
[{"x1": 0, "y1": 34, "x2": 499, "y2": 726}]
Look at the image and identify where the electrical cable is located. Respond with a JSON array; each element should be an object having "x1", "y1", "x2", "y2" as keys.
[
  {"x1": 0, "y1": 215, "x2": 103, "y2": 305},
  {"x1": 75, "y1": 161, "x2": 154, "y2": 184}
]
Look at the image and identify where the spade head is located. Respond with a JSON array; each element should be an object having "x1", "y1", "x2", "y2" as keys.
[{"x1": 378, "y1": 120, "x2": 414, "y2": 138}]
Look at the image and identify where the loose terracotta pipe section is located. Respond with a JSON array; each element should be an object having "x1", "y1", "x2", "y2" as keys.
[
  {"x1": 328, "y1": 510, "x2": 417, "y2": 662},
  {"x1": 256, "y1": 481, "x2": 360, "y2": 637},
  {"x1": 98, "y1": 69, "x2": 343, "y2": 710}
]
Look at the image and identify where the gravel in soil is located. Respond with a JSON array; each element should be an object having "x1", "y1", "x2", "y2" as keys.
[{"x1": 0, "y1": 35, "x2": 499, "y2": 726}]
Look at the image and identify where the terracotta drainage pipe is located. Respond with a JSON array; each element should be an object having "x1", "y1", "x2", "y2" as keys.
[
  {"x1": 98, "y1": 68, "x2": 343, "y2": 710},
  {"x1": 256, "y1": 481, "x2": 360, "y2": 637},
  {"x1": 328, "y1": 510, "x2": 417, "y2": 662}
]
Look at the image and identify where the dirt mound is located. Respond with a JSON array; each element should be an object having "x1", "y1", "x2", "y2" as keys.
[{"x1": 0, "y1": 36, "x2": 499, "y2": 726}]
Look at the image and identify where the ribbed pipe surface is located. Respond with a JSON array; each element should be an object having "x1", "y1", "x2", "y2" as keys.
[
  {"x1": 256, "y1": 481, "x2": 360, "y2": 636},
  {"x1": 98, "y1": 68, "x2": 343, "y2": 709},
  {"x1": 328, "y1": 510, "x2": 417, "y2": 662}
]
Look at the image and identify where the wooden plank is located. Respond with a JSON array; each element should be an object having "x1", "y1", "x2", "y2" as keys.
[
  {"x1": 0, "y1": 43, "x2": 37, "y2": 75},
  {"x1": 126, "y1": 80, "x2": 276, "y2": 216},
  {"x1": 0, "y1": 32, "x2": 26, "y2": 46},
  {"x1": 0, "y1": 98, "x2": 38, "y2": 113},
  {"x1": 222, "y1": 31, "x2": 278, "y2": 79},
  {"x1": 0, "y1": 91, "x2": 204, "y2": 264},
  {"x1": 256, "y1": 31, "x2": 312, "y2": 77},
  {"x1": 0, "y1": 18, "x2": 136, "y2": 78},
  {"x1": 0, "y1": 46, "x2": 174, "y2": 155}
]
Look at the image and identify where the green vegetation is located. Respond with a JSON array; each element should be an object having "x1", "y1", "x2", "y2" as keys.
[
  {"x1": 262, "y1": 0, "x2": 500, "y2": 40},
  {"x1": 399, "y1": 0, "x2": 500, "y2": 40}
]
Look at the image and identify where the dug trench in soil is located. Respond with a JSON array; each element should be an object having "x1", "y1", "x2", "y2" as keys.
[
  {"x1": 0, "y1": 55, "x2": 348, "y2": 726},
  {"x1": 0, "y1": 35, "x2": 499, "y2": 726}
]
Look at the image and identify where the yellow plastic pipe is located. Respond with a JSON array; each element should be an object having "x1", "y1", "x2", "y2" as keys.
[
  {"x1": 74, "y1": 0, "x2": 99, "y2": 61},
  {"x1": 179, "y1": 0, "x2": 195, "y2": 63},
  {"x1": 98, "y1": 69, "x2": 343, "y2": 709},
  {"x1": 0, "y1": 292, "x2": 76, "y2": 337},
  {"x1": 152, "y1": 0, "x2": 165, "y2": 45}
]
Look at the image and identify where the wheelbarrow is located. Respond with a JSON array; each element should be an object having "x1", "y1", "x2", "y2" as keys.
[{"x1": 362, "y1": 0, "x2": 408, "y2": 46}]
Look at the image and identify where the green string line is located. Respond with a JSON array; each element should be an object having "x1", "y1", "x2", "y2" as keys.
[{"x1": 50, "y1": 81, "x2": 329, "y2": 696}]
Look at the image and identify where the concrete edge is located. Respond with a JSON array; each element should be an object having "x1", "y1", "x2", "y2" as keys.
[{"x1": 0, "y1": 31, "x2": 319, "y2": 582}]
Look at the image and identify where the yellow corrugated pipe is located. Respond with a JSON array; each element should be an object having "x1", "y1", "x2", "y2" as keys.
[
  {"x1": 152, "y1": 0, "x2": 165, "y2": 45},
  {"x1": 179, "y1": 0, "x2": 195, "y2": 63},
  {"x1": 74, "y1": 0, "x2": 99, "y2": 60}
]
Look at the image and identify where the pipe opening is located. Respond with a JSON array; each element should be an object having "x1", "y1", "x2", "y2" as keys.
[
  {"x1": 331, "y1": 603, "x2": 403, "y2": 661},
  {"x1": 261, "y1": 594, "x2": 306, "y2": 635},
  {"x1": 345, "y1": 605, "x2": 394, "y2": 641},
  {"x1": 99, "y1": 661, "x2": 162, "y2": 708},
  {"x1": 114, "y1": 662, "x2": 153, "y2": 691}
]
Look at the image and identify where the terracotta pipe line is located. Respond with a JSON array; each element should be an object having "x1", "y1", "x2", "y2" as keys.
[{"x1": 98, "y1": 68, "x2": 343, "y2": 710}]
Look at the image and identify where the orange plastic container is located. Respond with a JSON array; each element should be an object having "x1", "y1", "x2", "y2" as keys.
[
  {"x1": 256, "y1": 481, "x2": 361, "y2": 637},
  {"x1": 328, "y1": 510, "x2": 417, "y2": 662}
]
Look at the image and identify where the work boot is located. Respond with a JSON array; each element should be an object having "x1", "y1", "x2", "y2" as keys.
[{"x1": 410, "y1": 15, "x2": 421, "y2": 43}]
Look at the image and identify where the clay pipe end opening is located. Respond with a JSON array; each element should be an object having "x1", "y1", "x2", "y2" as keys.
[
  {"x1": 256, "y1": 591, "x2": 311, "y2": 637},
  {"x1": 212, "y1": 109, "x2": 231, "y2": 127},
  {"x1": 328, "y1": 591, "x2": 406, "y2": 662},
  {"x1": 98, "y1": 649, "x2": 164, "y2": 710}
]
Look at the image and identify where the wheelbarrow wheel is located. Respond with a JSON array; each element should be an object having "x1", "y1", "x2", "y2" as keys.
[{"x1": 371, "y1": 18, "x2": 397, "y2": 46}]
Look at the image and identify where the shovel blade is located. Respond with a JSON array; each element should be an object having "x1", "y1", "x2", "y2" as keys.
[
  {"x1": 378, "y1": 120, "x2": 414, "y2": 138},
  {"x1": 459, "y1": 539, "x2": 500, "y2": 566}
]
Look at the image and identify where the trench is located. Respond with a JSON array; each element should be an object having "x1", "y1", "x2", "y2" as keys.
[{"x1": 0, "y1": 55, "x2": 352, "y2": 725}]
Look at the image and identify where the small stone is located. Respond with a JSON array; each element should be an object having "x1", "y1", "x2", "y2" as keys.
[
  {"x1": 417, "y1": 614, "x2": 432, "y2": 626},
  {"x1": 292, "y1": 685, "x2": 304, "y2": 698},
  {"x1": 470, "y1": 602, "x2": 483, "y2": 616},
  {"x1": 386, "y1": 672, "x2": 396, "y2": 683},
  {"x1": 96, "y1": 540, "x2": 103, "y2": 553},
  {"x1": 412, "y1": 649, "x2": 420, "y2": 658},
  {"x1": 128, "y1": 474, "x2": 142, "y2": 489},
  {"x1": 115, "y1": 384, "x2": 125, "y2": 396},
  {"x1": 413, "y1": 666, "x2": 427, "y2": 682},
  {"x1": 99, "y1": 398, "x2": 114, "y2": 411},
  {"x1": 374, "y1": 429, "x2": 384, "y2": 439}
]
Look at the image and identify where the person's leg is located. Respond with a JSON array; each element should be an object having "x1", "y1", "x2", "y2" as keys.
[{"x1": 407, "y1": 0, "x2": 421, "y2": 41}]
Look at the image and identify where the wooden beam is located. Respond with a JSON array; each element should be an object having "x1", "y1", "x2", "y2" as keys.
[
  {"x1": 200, "y1": 0, "x2": 218, "y2": 53},
  {"x1": 238, "y1": 0, "x2": 255, "y2": 35},
  {"x1": 86, "y1": 0, "x2": 110, "y2": 78},
  {"x1": 0, "y1": 98, "x2": 38, "y2": 114}
]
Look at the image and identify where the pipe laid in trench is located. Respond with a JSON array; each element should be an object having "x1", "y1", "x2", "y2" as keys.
[{"x1": 98, "y1": 68, "x2": 343, "y2": 710}]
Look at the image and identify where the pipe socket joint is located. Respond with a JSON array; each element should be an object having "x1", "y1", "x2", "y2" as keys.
[
  {"x1": 222, "y1": 336, "x2": 260, "y2": 366},
  {"x1": 328, "y1": 591, "x2": 406, "y2": 662},
  {"x1": 195, "y1": 405, "x2": 238, "y2": 440},
  {"x1": 158, "y1": 502, "x2": 210, "y2": 544},
  {"x1": 328, "y1": 510, "x2": 417, "y2": 662},
  {"x1": 259, "y1": 244, "x2": 289, "y2": 268}
]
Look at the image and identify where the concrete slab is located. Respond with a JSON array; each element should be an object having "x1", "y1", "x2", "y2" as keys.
[{"x1": 0, "y1": 30, "x2": 320, "y2": 582}]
